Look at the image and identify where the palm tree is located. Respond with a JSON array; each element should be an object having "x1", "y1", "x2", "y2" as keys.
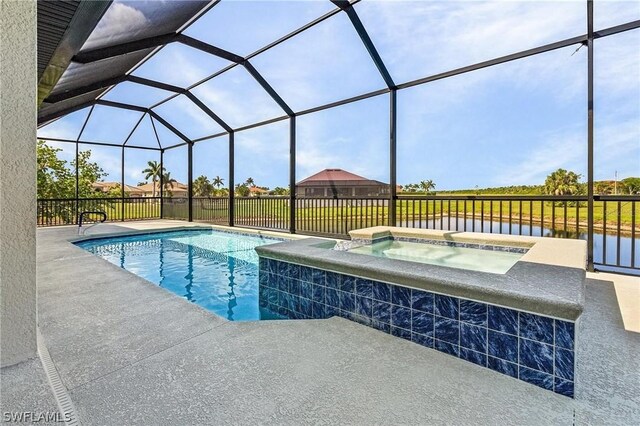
[
  {"x1": 245, "y1": 177, "x2": 255, "y2": 187},
  {"x1": 212, "y1": 175, "x2": 224, "y2": 189},
  {"x1": 162, "y1": 171, "x2": 177, "y2": 197},
  {"x1": 142, "y1": 160, "x2": 164, "y2": 198},
  {"x1": 544, "y1": 169, "x2": 582, "y2": 196},
  {"x1": 419, "y1": 179, "x2": 436, "y2": 194},
  {"x1": 193, "y1": 175, "x2": 213, "y2": 197}
]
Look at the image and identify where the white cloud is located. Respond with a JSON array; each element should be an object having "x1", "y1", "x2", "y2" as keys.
[
  {"x1": 249, "y1": 10, "x2": 386, "y2": 111},
  {"x1": 155, "y1": 94, "x2": 223, "y2": 138},
  {"x1": 494, "y1": 126, "x2": 587, "y2": 186},
  {"x1": 38, "y1": 119, "x2": 81, "y2": 141},
  {"x1": 594, "y1": 119, "x2": 640, "y2": 180},
  {"x1": 357, "y1": 0, "x2": 585, "y2": 83},
  {"x1": 191, "y1": 67, "x2": 283, "y2": 127},
  {"x1": 87, "y1": 149, "x2": 121, "y2": 181},
  {"x1": 84, "y1": 2, "x2": 149, "y2": 49}
]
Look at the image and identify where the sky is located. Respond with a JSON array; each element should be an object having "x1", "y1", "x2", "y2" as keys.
[{"x1": 38, "y1": 0, "x2": 640, "y2": 191}]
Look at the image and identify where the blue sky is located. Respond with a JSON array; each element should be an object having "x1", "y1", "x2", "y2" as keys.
[{"x1": 38, "y1": 0, "x2": 639, "y2": 191}]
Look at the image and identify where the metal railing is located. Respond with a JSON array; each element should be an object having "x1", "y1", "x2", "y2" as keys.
[
  {"x1": 193, "y1": 197, "x2": 229, "y2": 224},
  {"x1": 161, "y1": 197, "x2": 189, "y2": 221},
  {"x1": 295, "y1": 197, "x2": 389, "y2": 236},
  {"x1": 37, "y1": 194, "x2": 639, "y2": 273},
  {"x1": 37, "y1": 197, "x2": 161, "y2": 226},
  {"x1": 234, "y1": 196, "x2": 290, "y2": 231}
]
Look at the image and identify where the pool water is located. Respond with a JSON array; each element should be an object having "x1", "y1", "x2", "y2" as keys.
[
  {"x1": 348, "y1": 240, "x2": 523, "y2": 274},
  {"x1": 76, "y1": 229, "x2": 287, "y2": 321}
]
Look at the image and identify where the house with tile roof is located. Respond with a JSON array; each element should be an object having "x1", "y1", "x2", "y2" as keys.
[
  {"x1": 136, "y1": 181, "x2": 188, "y2": 198},
  {"x1": 296, "y1": 169, "x2": 389, "y2": 198},
  {"x1": 91, "y1": 182, "x2": 145, "y2": 197}
]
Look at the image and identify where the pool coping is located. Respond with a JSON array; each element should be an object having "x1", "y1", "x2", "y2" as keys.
[
  {"x1": 67, "y1": 224, "x2": 317, "y2": 245},
  {"x1": 348, "y1": 226, "x2": 587, "y2": 269},
  {"x1": 255, "y1": 232, "x2": 587, "y2": 321}
]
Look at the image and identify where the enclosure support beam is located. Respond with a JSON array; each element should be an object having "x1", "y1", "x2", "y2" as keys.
[
  {"x1": 228, "y1": 132, "x2": 235, "y2": 227},
  {"x1": 243, "y1": 61, "x2": 294, "y2": 116},
  {"x1": 95, "y1": 99, "x2": 146, "y2": 113},
  {"x1": 188, "y1": 142, "x2": 193, "y2": 222},
  {"x1": 148, "y1": 110, "x2": 191, "y2": 144},
  {"x1": 72, "y1": 33, "x2": 176, "y2": 64},
  {"x1": 334, "y1": 1, "x2": 396, "y2": 89},
  {"x1": 41, "y1": 137, "x2": 160, "y2": 151},
  {"x1": 149, "y1": 115, "x2": 162, "y2": 149},
  {"x1": 176, "y1": 34, "x2": 244, "y2": 63},
  {"x1": 72, "y1": 33, "x2": 244, "y2": 65},
  {"x1": 45, "y1": 75, "x2": 128, "y2": 103},
  {"x1": 184, "y1": 92, "x2": 233, "y2": 132},
  {"x1": 160, "y1": 149, "x2": 164, "y2": 219},
  {"x1": 587, "y1": 0, "x2": 595, "y2": 271},
  {"x1": 121, "y1": 147, "x2": 125, "y2": 221},
  {"x1": 75, "y1": 143, "x2": 79, "y2": 223},
  {"x1": 389, "y1": 89, "x2": 397, "y2": 227},
  {"x1": 289, "y1": 116, "x2": 296, "y2": 234},
  {"x1": 123, "y1": 113, "x2": 146, "y2": 147},
  {"x1": 75, "y1": 105, "x2": 94, "y2": 223}
]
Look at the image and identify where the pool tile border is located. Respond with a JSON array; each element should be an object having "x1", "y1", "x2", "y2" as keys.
[
  {"x1": 344, "y1": 236, "x2": 529, "y2": 254},
  {"x1": 258, "y1": 257, "x2": 576, "y2": 398}
]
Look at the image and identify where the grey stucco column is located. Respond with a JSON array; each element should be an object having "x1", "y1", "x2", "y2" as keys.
[{"x1": 0, "y1": 0, "x2": 37, "y2": 367}]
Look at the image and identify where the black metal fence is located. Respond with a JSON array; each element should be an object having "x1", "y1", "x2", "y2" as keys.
[
  {"x1": 295, "y1": 197, "x2": 389, "y2": 237},
  {"x1": 234, "y1": 196, "x2": 289, "y2": 231},
  {"x1": 37, "y1": 194, "x2": 639, "y2": 273},
  {"x1": 37, "y1": 197, "x2": 161, "y2": 226},
  {"x1": 192, "y1": 197, "x2": 229, "y2": 224}
]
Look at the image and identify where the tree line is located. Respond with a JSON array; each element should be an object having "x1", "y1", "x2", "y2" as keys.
[{"x1": 403, "y1": 169, "x2": 640, "y2": 196}]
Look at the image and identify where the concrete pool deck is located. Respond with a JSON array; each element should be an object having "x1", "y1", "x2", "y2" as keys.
[{"x1": 2, "y1": 220, "x2": 639, "y2": 425}]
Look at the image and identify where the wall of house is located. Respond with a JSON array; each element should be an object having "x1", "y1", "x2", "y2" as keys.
[
  {"x1": 0, "y1": 0, "x2": 37, "y2": 367},
  {"x1": 296, "y1": 185, "x2": 389, "y2": 198}
]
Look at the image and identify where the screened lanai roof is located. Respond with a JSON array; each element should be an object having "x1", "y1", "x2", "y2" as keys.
[{"x1": 37, "y1": 0, "x2": 640, "y2": 151}]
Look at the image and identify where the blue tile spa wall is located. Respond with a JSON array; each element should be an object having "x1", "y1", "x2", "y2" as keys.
[{"x1": 258, "y1": 258, "x2": 576, "y2": 398}]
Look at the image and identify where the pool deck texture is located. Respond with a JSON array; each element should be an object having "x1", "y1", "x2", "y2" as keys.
[{"x1": 2, "y1": 221, "x2": 639, "y2": 425}]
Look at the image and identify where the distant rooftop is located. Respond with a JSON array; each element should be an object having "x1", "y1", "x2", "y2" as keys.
[{"x1": 297, "y1": 169, "x2": 384, "y2": 186}]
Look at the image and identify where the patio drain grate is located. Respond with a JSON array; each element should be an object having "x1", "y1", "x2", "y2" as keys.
[{"x1": 38, "y1": 330, "x2": 80, "y2": 426}]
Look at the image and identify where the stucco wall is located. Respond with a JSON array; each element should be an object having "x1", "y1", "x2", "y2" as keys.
[{"x1": 0, "y1": 0, "x2": 37, "y2": 367}]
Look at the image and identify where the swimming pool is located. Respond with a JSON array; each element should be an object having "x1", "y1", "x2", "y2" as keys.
[{"x1": 76, "y1": 229, "x2": 287, "y2": 321}]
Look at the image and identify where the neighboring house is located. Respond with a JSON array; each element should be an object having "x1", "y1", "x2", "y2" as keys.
[
  {"x1": 136, "y1": 181, "x2": 188, "y2": 197},
  {"x1": 91, "y1": 181, "x2": 145, "y2": 197},
  {"x1": 296, "y1": 169, "x2": 389, "y2": 198},
  {"x1": 249, "y1": 186, "x2": 269, "y2": 197}
]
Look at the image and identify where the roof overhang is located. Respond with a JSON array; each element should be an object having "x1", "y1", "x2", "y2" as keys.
[{"x1": 37, "y1": 0, "x2": 112, "y2": 108}]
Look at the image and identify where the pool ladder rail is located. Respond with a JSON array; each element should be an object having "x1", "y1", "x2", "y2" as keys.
[{"x1": 78, "y1": 211, "x2": 107, "y2": 235}]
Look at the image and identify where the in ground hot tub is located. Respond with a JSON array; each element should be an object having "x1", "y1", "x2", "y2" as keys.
[
  {"x1": 255, "y1": 227, "x2": 586, "y2": 398},
  {"x1": 340, "y1": 237, "x2": 526, "y2": 274}
]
